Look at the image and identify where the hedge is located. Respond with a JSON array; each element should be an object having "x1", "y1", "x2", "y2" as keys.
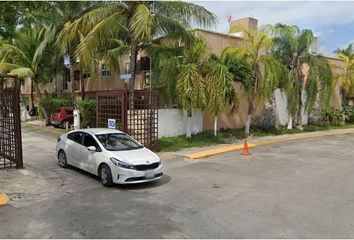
[
  {"x1": 77, "y1": 99, "x2": 96, "y2": 128},
  {"x1": 38, "y1": 97, "x2": 71, "y2": 120}
]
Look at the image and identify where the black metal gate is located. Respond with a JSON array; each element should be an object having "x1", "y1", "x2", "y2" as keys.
[
  {"x1": 0, "y1": 74, "x2": 23, "y2": 169},
  {"x1": 96, "y1": 90, "x2": 158, "y2": 150}
]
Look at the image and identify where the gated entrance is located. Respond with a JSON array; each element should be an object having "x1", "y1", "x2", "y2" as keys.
[
  {"x1": 96, "y1": 90, "x2": 158, "y2": 150},
  {"x1": 0, "y1": 74, "x2": 23, "y2": 169}
]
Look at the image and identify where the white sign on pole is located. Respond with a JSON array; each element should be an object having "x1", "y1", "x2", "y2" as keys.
[
  {"x1": 108, "y1": 119, "x2": 116, "y2": 129},
  {"x1": 120, "y1": 74, "x2": 132, "y2": 81}
]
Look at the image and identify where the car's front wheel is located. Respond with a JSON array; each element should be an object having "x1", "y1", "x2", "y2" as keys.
[
  {"x1": 100, "y1": 164, "x2": 113, "y2": 187},
  {"x1": 58, "y1": 150, "x2": 68, "y2": 168}
]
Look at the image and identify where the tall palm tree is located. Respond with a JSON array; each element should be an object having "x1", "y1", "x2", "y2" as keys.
[
  {"x1": 270, "y1": 24, "x2": 335, "y2": 129},
  {"x1": 53, "y1": 1, "x2": 98, "y2": 105},
  {"x1": 150, "y1": 37, "x2": 237, "y2": 137},
  {"x1": 204, "y1": 54, "x2": 238, "y2": 136},
  {"x1": 61, "y1": 1, "x2": 216, "y2": 94},
  {"x1": 221, "y1": 28, "x2": 286, "y2": 136},
  {"x1": 0, "y1": 28, "x2": 55, "y2": 109},
  {"x1": 335, "y1": 43, "x2": 354, "y2": 100}
]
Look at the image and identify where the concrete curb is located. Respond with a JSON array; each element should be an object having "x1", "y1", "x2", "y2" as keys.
[
  {"x1": 0, "y1": 193, "x2": 9, "y2": 206},
  {"x1": 185, "y1": 128, "x2": 354, "y2": 159}
]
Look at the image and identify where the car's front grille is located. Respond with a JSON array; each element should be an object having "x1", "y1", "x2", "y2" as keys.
[
  {"x1": 125, "y1": 173, "x2": 163, "y2": 182},
  {"x1": 135, "y1": 162, "x2": 159, "y2": 171}
]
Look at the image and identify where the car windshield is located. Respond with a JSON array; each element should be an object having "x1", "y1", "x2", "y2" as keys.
[{"x1": 95, "y1": 133, "x2": 143, "y2": 151}]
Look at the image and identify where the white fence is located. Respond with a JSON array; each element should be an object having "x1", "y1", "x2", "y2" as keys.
[{"x1": 158, "y1": 109, "x2": 203, "y2": 138}]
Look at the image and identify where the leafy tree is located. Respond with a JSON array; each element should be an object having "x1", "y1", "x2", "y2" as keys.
[
  {"x1": 335, "y1": 43, "x2": 354, "y2": 99},
  {"x1": 221, "y1": 28, "x2": 286, "y2": 136},
  {"x1": 61, "y1": 1, "x2": 216, "y2": 95},
  {"x1": 52, "y1": 2, "x2": 98, "y2": 104},
  {"x1": 150, "y1": 37, "x2": 238, "y2": 137},
  {"x1": 0, "y1": 28, "x2": 57, "y2": 109},
  {"x1": 270, "y1": 24, "x2": 335, "y2": 129}
]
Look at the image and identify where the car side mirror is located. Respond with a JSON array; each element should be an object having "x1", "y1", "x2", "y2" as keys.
[{"x1": 87, "y1": 146, "x2": 97, "y2": 152}]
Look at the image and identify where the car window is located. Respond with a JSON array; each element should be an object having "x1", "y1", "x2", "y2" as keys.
[
  {"x1": 68, "y1": 132, "x2": 83, "y2": 145},
  {"x1": 83, "y1": 133, "x2": 99, "y2": 148},
  {"x1": 95, "y1": 133, "x2": 142, "y2": 151}
]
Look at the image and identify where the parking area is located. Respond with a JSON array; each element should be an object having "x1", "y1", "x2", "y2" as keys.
[{"x1": 1, "y1": 130, "x2": 354, "y2": 238}]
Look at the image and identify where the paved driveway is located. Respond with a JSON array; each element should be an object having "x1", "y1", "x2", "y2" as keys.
[{"x1": 1, "y1": 130, "x2": 354, "y2": 238}]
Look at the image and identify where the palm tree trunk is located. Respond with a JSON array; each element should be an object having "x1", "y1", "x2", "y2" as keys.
[
  {"x1": 35, "y1": 81, "x2": 42, "y2": 98},
  {"x1": 245, "y1": 97, "x2": 253, "y2": 137},
  {"x1": 287, "y1": 115, "x2": 293, "y2": 129},
  {"x1": 80, "y1": 69, "x2": 85, "y2": 100},
  {"x1": 186, "y1": 110, "x2": 192, "y2": 138},
  {"x1": 68, "y1": 46, "x2": 76, "y2": 107},
  {"x1": 214, "y1": 115, "x2": 218, "y2": 137},
  {"x1": 129, "y1": 38, "x2": 138, "y2": 110},
  {"x1": 30, "y1": 78, "x2": 34, "y2": 109},
  {"x1": 296, "y1": 89, "x2": 303, "y2": 130}
]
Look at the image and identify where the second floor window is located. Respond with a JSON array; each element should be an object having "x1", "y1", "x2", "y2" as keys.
[{"x1": 102, "y1": 64, "x2": 111, "y2": 77}]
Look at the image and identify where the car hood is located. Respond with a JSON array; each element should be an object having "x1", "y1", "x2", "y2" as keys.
[{"x1": 108, "y1": 147, "x2": 160, "y2": 165}]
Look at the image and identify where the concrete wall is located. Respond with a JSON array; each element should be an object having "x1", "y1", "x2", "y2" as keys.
[{"x1": 158, "y1": 109, "x2": 203, "y2": 138}]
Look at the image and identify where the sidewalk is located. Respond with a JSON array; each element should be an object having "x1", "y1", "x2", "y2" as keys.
[{"x1": 175, "y1": 127, "x2": 354, "y2": 159}]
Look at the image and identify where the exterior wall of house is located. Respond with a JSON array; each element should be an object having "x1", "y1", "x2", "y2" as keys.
[
  {"x1": 230, "y1": 17, "x2": 258, "y2": 33},
  {"x1": 196, "y1": 28, "x2": 345, "y2": 131}
]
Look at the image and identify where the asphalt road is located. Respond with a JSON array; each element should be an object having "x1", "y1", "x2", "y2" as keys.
[{"x1": 1, "y1": 130, "x2": 354, "y2": 238}]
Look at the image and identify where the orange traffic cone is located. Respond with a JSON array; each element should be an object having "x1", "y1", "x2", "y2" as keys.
[{"x1": 241, "y1": 138, "x2": 251, "y2": 155}]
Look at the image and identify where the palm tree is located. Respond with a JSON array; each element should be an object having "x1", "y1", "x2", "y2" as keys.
[
  {"x1": 150, "y1": 37, "x2": 238, "y2": 137},
  {"x1": 204, "y1": 54, "x2": 238, "y2": 136},
  {"x1": 52, "y1": 2, "x2": 98, "y2": 105},
  {"x1": 335, "y1": 43, "x2": 354, "y2": 101},
  {"x1": 0, "y1": 28, "x2": 55, "y2": 109},
  {"x1": 221, "y1": 28, "x2": 286, "y2": 136},
  {"x1": 61, "y1": 1, "x2": 216, "y2": 95},
  {"x1": 270, "y1": 24, "x2": 335, "y2": 129}
]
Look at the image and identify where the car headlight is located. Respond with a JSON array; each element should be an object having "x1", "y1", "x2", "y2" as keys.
[{"x1": 110, "y1": 157, "x2": 136, "y2": 170}]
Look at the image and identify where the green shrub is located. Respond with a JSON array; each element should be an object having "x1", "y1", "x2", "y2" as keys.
[
  {"x1": 322, "y1": 108, "x2": 345, "y2": 126},
  {"x1": 77, "y1": 99, "x2": 96, "y2": 128},
  {"x1": 38, "y1": 97, "x2": 71, "y2": 120},
  {"x1": 343, "y1": 105, "x2": 354, "y2": 123}
]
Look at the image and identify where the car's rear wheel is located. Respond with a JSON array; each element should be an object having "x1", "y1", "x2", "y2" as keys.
[
  {"x1": 100, "y1": 164, "x2": 113, "y2": 187},
  {"x1": 58, "y1": 150, "x2": 68, "y2": 168}
]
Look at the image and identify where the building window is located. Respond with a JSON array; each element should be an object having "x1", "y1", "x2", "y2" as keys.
[
  {"x1": 74, "y1": 70, "x2": 80, "y2": 81},
  {"x1": 102, "y1": 64, "x2": 111, "y2": 77},
  {"x1": 82, "y1": 69, "x2": 90, "y2": 79},
  {"x1": 63, "y1": 69, "x2": 70, "y2": 90}
]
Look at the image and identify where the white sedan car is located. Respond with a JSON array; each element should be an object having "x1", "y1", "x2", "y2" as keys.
[{"x1": 56, "y1": 128, "x2": 163, "y2": 186}]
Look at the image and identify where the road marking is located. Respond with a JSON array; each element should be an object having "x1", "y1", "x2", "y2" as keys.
[
  {"x1": 187, "y1": 143, "x2": 256, "y2": 159},
  {"x1": 0, "y1": 193, "x2": 9, "y2": 206}
]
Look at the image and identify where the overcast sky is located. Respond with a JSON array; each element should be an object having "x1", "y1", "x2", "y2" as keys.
[{"x1": 192, "y1": 1, "x2": 354, "y2": 56}]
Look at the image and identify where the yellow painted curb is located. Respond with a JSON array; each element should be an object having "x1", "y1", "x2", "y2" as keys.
[
  {"x1": 187, "y1": 143, "x2": 256, "y2": 159},
  {"x1": 0, "y1": 193, "x2": 9, "y2": 206}
]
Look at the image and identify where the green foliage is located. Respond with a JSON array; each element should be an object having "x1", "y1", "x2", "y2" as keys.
[
  {"x1": 62, "y1": 1, "x2": 216, "y2": 88},
  {"x1": 152, "y1": 37, "x2": 238, "y2": 118},
  {"x1": 269, "y1": 23, "x2": 335, "y2": 122},
  {"x1": 256, "y1": 107, "x2": 277, "y2": 130},
  {"x1": 335, "y1": 43, "x2": 354, "y2": 96},
  {"x1": 343, "y1": 105, "x2": 354, "y2": 123},
  {"x1": 38, "y1": 97, "x2": 71, "y2": 120},
  {"x1": 322, "y1": 108, "x2": 345, "y2": 126},
  {"x1": 77, "y1": 99, "x2": 96, "y2": 128}
]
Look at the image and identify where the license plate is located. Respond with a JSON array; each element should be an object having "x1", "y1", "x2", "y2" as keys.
[{"x1": 145, "y1": 170, "x2": 154, "y2": 178}]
